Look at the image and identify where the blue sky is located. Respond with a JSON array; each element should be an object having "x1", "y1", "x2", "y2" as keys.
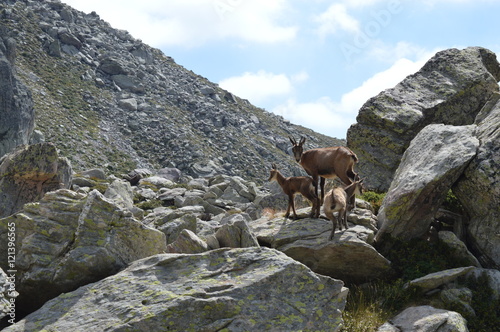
[{"x1": 61, "y1": 0, "x2": 500, "y2": 139}]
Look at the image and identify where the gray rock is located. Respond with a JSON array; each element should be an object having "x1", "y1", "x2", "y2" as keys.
[
  {"x1": 0, "y1": 143, "x2": 72, "y2": 218},
  {"x1": 438, "y1": 231, "x2": 481, "y2": 268},
  {"x1": 112, "y1": 74, "x2": 145, "y2": 93},
  {"x1": 99, "y1": 56, "x2": 128, "y2": 75},
  {"x1": 104, "y1": 179, "x2": 135, "y2": 210},
  {"x1": 156, "y1": 213, "x2": 197, "y2": 244},
  {"x1": 4, "y1": 248, "x2": 348, "y2": 332},
  {"x1": 376, "y1": 124, "x2": 479, "y2": 243},
  {"x1": 454, "y1": 99, "x2": 500, "y2": 268},
  {"x1": 80, "y1": 168, "x2": 107, "y2": 180},
  {"x1": 406, "y1": 266, "x2": 475, "y2": 292},
  {"x1": 250, "y1": 210, "x2": 390, "y2": 283},
  {"x1": 166, "y1": 228, "x2": 209, "y2": 253},
  {"x1": 215, "y1": 217, "x2": 260, "y2": 248},
  {"x1": 58, "y1": 31, "x2": 82, "y2": 49},
  {"x1": 118, "y1": 97, "x2": 137, "y2": 111},
  {"x1": 0, "y1": 189, "x2": 166, "y2": 312},
  {"x1": 140, "y1": 176, "x2": 175, "y2": 189},
  {"x1": 156, "y1": 167, "x2": 182, "y2": 182},
  {"x1": 0, "y1": 40, "x2": 35, "y2": 159},
  {"x1": 348, "y1": 47, "x2": 500, "y2": 191},
  {"x1": 378, "y1": 305, "x2": 468, "y2": 332}
]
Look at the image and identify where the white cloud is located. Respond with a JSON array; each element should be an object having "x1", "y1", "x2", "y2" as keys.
[
  {"x1": 62, "y1": 0, "x2": 297, "y2": 47},
  {"x1": 273, "y1": 97, "x2": 348, "y2": 134},
  {"x1": 315, "y1": 3, "x2": 360, "y2": 38},
  {"x1": 368, "y1": 41, "x2": 436, "y2": 64},
  {"x1": 219, "y1": 70, "x2": 295, "y2": 104},
  {"x1": 272, "y1": 52, "x2": 433, "y2": 138}
]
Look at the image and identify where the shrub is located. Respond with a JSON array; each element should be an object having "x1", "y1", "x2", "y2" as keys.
[
  {"x1": 342, "y1": 279, "x2": 421, "y2": 332},
  {"x1": 384, "y1": 238, "x2": 471, "y2": 281},
  {"x1": 360, "y1": 191, "x2": 386, "y2": 214},
  {"x1": 463, "y1": 272, "x2": 500, "y2": 331}
]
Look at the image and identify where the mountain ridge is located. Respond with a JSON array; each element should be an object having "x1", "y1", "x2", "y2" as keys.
[{"x1": 0, "y1": 0, "x2": 343, "y2": 184}]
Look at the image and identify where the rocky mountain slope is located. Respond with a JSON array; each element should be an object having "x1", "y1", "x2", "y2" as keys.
[{"x1": 0, "y1": 0, "x2": 342, "y2": 183}]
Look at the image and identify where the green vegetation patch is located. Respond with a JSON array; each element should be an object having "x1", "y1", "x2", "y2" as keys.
[{"x1": 360, "y1": 191, "x2": 386, "y2": 214}]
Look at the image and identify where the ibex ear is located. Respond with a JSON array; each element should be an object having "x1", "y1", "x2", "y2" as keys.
[
  {"x1": 271, "y1": 163, "x2": 277, "y2": 170},
  {"x1": 299, "y1": 136, "x2": 306, "y2": 145},
  {"x1": 289, "y1": 136, "x2": 296, "y2": 145}
]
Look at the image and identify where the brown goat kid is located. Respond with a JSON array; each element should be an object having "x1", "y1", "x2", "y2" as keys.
[
  {"x1": 323, "y1": 177, "x2": 363, "y2": 240},
  {"x1": 268, "y1": 163, "x2": 320, "y2": 219},
  {"x1": 289, "y1": 136, "x2": 358, "y2": 204}
]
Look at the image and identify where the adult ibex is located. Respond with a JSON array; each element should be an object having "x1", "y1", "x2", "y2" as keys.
[
  {"x1": 268, "y1": 163, "x2": 320, "y2": 219},
  {"x1": 289, "y1": 136, "x2": 358, "y2": 204},
  {"x1": 323, "y1": 176, "x2": 363, "y2": 240}
]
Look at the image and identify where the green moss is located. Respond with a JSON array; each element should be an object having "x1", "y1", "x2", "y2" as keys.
[
  {"x1": 136, "y1": 199, "x2": 164, "y2": 210},
  {"x1": 442, "y1": 189, "x2": 464, "y2": 214},
  {"x1": 360, "y1": 191, "x2": 386, "y2": 214}
]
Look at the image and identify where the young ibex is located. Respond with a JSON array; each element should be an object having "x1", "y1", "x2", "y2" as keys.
[
  {"x1": 268, "y1": 163, "x2": 320, "y2": 219},
  {"x1": 289, "y1": 136, "x2": 358, "y2": 204},
  {"x1": 323, "y1": 176, "x2": 363, "y2": 240}
]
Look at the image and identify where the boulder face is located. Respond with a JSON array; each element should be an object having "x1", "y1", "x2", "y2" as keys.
[
  {"x1": 0, "y1": 143, "x2": 72, "y2": 218},
  {"x1": 376, "y1": 124, "x2": 479, "y2": 242},
  {"x1": 5, "y1": 248, "x2": 348, "y2": 332},
  {"x1": 0, "y1": 36, "x2": 35, "y2": 159},
  {"x1": 250, "y1": 208, "x2": 391, "y2": 283},
  {"x1": 347, "y1": 47, "x2": 500, "y2": 191},
  {"x1": 0, "y1": 189, "x2": 166, "y2": 313},
  {"x1": 454, "y1": 98, "x2": 500, "y2": 268}
]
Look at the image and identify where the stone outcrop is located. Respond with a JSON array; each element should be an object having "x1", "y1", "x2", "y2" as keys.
[
  {"x1": 376, "y1": 124, "x2": 479, "y2": 242},
  {"x1": 0, "y1": 143, "x2": 72, "y2": 218},
  {"x1": 4, "y1": 248, "x2": 348, "y2": 332},
  {"x1": 250, "y1": 208, "x2": 391, "y2": 283},
  {"x1": 454, "y1": 99, "x2": 500, "y2": 269},
  {"x1": 0, "y1": 36, "x2": 35, "y2": 159},
  {"x1": 0, "y1": 189, "x2": 166, "y2": 312},
  {"x1": 347, "y1": 47, "x2": 500, "y2": 191}
]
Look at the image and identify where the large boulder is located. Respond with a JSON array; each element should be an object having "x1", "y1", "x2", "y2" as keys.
[
  {"x1": 0, "y1": 143, "x2": 72, "y2": 218},
  {"x1": 0, "y1": 189, "x2": 166, "y2": 313},
  {"x1": 5, "y1": 248, "x2": 348, "y2": 332},
  {"x1": 453, "y1": 99, "x2": 500, "y2": 268},
  {"x1": 376, "y1": 124, "x2": 479, "y2": 243},
  {"x1": 0, "y1": 37, "x2": 35, "y2": 159},
  {"x1": 250, "y1": 209, "x2": 391, "y2": 283},
  {"x1": 347, "y1": 47, "x2": 500, "y2": 191}
]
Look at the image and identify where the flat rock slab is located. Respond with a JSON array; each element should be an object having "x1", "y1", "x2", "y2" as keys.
[
  {"x1": 5, "y1": 247, "x2": 348, "y2": 332},
  {"x1": 250, "y1": 212, "x2": 390, "y2": 283},
  {"x1": 406, "y1": 266, "x2": 475, "y2": 292}
]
